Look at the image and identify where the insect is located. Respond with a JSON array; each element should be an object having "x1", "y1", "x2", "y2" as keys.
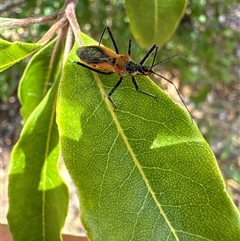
[{"x1": 72, "y1": 27, "x2": 190, "y2": 115}]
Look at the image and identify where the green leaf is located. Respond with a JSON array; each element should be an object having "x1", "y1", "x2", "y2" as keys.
[
  {"x1": 57, "y1": 33, "x2": 240, "y2": 240},
  {"x1": 7, "y1": 78, "x2": 69, "y2": 241},
  {"x1": 19, "y1": 38, "x2": 63, "y2": 123},
  {"x1": 0, "y1": 39, "x2": 42, "y2": 72},
  {"x1": 125, "y1": 0, "x2": 187, "y2": 48}
]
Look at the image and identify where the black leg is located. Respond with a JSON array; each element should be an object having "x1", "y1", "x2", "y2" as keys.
[
  {"x1": 153, "y1": 72, "x2": 191, "y2": 117},
  {"x1": 151, "y1": 46, "x2": 158, "y2": 68},
  {"x1": 128, "y1": 39, "x2": 132, "y2": 56},
  {"x1": 139, "y1": 44, "x2": 157, "y2": 65},
  {"x1": 131, "y1": 76, "x2": 157, "y2": 100},
  {"x1": 107, "y1": 77, "x2": 123, "y2": 107},
  {"x1": 99, "y1": 26, "x2": 119, "y2": 54},
  {"x1": 108, "y1": 77, "x2": 123, "y2": 97},
  {"x1": 98, "y1": 27, "x2": 107, "y2": 45}
]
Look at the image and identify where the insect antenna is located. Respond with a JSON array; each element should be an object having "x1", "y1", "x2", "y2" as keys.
[{"x1": 151, "y1": 54, "x2": 179, "y2": 69}]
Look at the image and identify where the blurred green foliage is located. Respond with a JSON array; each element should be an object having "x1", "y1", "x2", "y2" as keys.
[
  {"x1": 167, "y1": 0, "x2": 239, "y2": 105},
  {"x1": 0, "y1": 0, "x2": 65, "y2": 101}
]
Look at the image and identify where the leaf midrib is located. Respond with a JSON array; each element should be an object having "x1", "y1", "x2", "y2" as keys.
[{"x1": 93, "y1": 72, "x2": 179, "y2": 240}]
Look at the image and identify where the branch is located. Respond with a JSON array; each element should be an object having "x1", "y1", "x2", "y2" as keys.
[
  {"x1": 65, "y1": 0, "x2": 84, "y2": 46},
  {"x1": 37, "y1": 15, "x2": 68, "y2": 45},
  {"x1": 0, "y1": 12, "x2": 59, "y2": 28},
  {"x1": 0, "y1": 0, "x2": 77, "y2": 28}
]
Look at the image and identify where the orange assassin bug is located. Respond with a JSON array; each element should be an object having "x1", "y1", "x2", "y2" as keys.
[{"x1": 72, "y1": 27, "x2": 190, "y2": 115}]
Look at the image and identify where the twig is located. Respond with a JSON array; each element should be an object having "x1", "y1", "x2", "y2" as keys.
[
  {"x1": 0, "y1": 12, "x2": 59, "y2": 28},
  {"x1": 37, "y1": 15, "x2": 68, "y2": 45},
  {"x1": 65, "y1": 1, "x2": 83, "y2": 46},
  {"x1": 64, "y1": 25, "x2": 74, "y2": 62}
]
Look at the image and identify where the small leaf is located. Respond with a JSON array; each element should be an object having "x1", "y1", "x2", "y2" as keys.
[
  {"x1": 0, "y1": 39, "x2": 42, "y2": 72},
  {"x1": 18, "y1": 38, "x2": 63, "y2": 123},
  {"x1": 57, "y1": 33, "x2": 240, "y2": 240},
  {"x1": 125, "y1": 0, "x2": 187, "y2": 48},
  {"x1": 7, "y1": 79, "x2": 69, "y2": 241}
]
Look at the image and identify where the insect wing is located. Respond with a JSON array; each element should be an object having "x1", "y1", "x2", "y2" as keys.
[
  {"x1": 76, "y1": 46, "x2": 118, "y2": 72},
  {"x1": 76, "y1": 46, "x2": 116, "y2": 64}
]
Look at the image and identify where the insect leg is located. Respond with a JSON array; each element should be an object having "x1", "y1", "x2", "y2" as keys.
[
  {"x1": 108, "y1": 77, "x2": 123, "y2": 107},
  {"x1": 151, "y1": 46, "x2": 158, "y2": 67},
  {"x1": 99, "y1": 26, "x2": 119, "y2": 54},
  {"x1": 153, "y1": 72, "x2": 192, "y2": 118},
  {"x1": 128, "y1": 39, "x2": 132, "y2": 56},
  {"x1": 99, "y1": 27, "x2": 107, "y2": 45},
  {"x1": 131, "y1": 76, "x2": 157, "y2": 100},
  {"x1": 139, "y1": 44, "x2": 157, "y2": 65}
]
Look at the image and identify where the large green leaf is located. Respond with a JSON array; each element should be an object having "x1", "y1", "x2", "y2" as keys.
[
  {"x1": 18, "y1": 38, "x2": 63, "y2": 123},
  {"x1": 0, "y1": 39, "x2": 42, "y2": 72},
  {"x1": 57, "y1": 34, "x2": 239, "y2": 240},
  {"x1": 7, "y1": 78, "x2": 69, "y2": 241},
  {"x1": 125, "y1": 0, "x2": 187, "y2": 48}
]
